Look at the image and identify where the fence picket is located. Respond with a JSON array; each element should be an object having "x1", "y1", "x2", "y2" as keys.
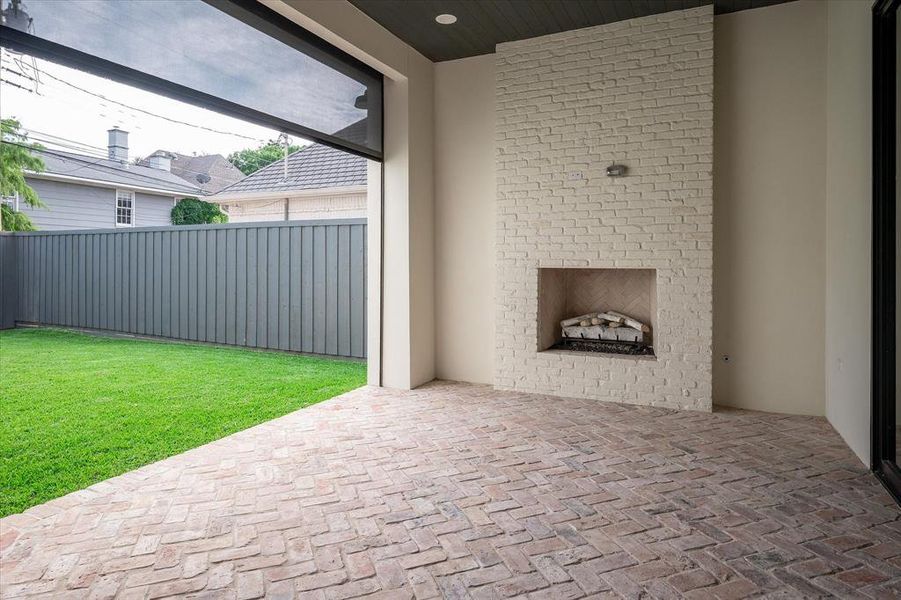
[{"x1": 0, "y1": 220, "x2": 366, "y2": 359}]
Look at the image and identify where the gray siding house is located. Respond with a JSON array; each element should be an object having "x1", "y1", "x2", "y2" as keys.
[{"x1": 16, "y1": 128, "x2": 201, "y2": 231}]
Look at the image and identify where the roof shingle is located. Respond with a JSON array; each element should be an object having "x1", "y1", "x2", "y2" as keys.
[
  {"x1": 140, "y1": 151, "x2": 245, "y2": 194},
  {"x1": 33, "y1": 148, "x2": 201, "y2": 195},
  {"x1": 214, "y1": 143, "x2": 366, "y2": 196}
]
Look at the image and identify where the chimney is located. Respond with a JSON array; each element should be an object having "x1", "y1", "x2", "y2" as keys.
[
  {"x1": 107, "y1": 127, "x2": 129, "y2": 163},
  {"x1": 146, "y1": 151, "x2": 172, "y2": 172}
]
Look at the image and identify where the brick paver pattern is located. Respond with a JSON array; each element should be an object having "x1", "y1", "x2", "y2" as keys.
[{"x1": 1, "y1": 382, "x2": 899, "y2": 599}]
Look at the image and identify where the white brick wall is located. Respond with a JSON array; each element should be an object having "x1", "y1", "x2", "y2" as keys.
[
  {"x1": 223, "y1": 191, "x2": 367, "y2": 223},
  {"x1": 495, "y1": 7, "x2": 714, "y2": 411}
]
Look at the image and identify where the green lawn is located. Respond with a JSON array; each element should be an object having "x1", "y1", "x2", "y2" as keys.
[{"x1": 0, "y1": 328, "x2": 366, "y2": 517}]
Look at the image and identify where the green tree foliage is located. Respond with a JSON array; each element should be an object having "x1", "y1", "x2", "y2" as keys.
[
  {"x1": 227, "y1": 140, "x2": 301, "y2": 175},
  {"x1": 171, "y1": 197, "x2": 228, "y2": 225},
  {"x1": 1, "y1": 204, "x2": 36, "y2": 231},
  {"x1": 0, "y1": 119, "x2": 45, "y2": 231}
]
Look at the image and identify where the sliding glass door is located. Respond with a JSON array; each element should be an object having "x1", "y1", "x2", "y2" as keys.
[
  {"x1": 873, "y1": 0, "x2": 901, "y2": 503},
  {"x1": 897, "y1": 3, "x2": 901, "y2": 475}
]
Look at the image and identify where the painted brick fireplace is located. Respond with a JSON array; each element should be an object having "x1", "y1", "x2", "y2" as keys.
[{"x1": 495, "y1": 6, "x2": 714, "y2": 411}]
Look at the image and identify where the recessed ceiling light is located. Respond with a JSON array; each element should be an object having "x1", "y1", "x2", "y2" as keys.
[{"x1": 435, "y1": 14, "x2": 457, "y2": 25}]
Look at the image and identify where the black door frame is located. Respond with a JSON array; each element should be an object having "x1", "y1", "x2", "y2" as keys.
[{"x1": 872, "y1": 0, "x2": 901, "y2": 504}]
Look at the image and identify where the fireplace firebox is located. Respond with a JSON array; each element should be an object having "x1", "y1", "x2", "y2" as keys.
[{"x1": 538, "y1": 268, "x2": 657, "y2": 357}]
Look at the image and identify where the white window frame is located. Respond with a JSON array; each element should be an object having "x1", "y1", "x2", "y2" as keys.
[
  {"x1": 1, "y1": 192, "x2": 20, "y2": 211},
  {"x1": 115, "y1": 189, "x2": 135, "y2": 227}
]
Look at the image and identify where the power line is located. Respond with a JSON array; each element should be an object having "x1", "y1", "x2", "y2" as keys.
[
  {"x1": 1, "y1": 63, "x2": 146, "y2": 123},
  {"x1": 0, "y1": 79, "x2": 34, "y2": 93},
  {"x1": 24, "y1": 134, "x2": 237, "y2": 185},
  {"x1": 8, "y1": 140, "x2": 177, "y2": 187},
  {"x1": 3, "y1": 65, "x2": 261, "y2": 143},
  {"x1": 21, "y1": 128, "x2": 249, "y2": 183},
  {"x1": 2, "y1": 67, "x2": 159, "y2": 126},
  {"x1": 24, "y1": 132, "x2": 114, "y2": 158},
  {"x1": 0, "y1": 61, "x2": 39, "y2": 94},
  {"x1": 0, "y1": 69, "x2": 270, "y2": 183},
  {"x1": 2, "y1": 140, "x2": 207, "y2": 194},
  {"x1": 33, "y1": 66, "x2": 268, "y2": 143},
  {"x1": 1, "y1": 66, "x2": 36, "y2": 82},
  {"x1": 0, "y1": 63, "x2": 270, "y2": 144},
  {"x1": 5, "y1": 52, "x2": 42, "y2": 93}
]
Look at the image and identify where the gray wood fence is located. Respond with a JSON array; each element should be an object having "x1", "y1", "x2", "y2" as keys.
[{"x1": 0, "y1": 220, "x2": 367, "y2": 359}]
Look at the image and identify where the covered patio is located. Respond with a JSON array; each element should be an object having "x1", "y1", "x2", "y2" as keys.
[
  {"x1": 2, "y1": 0, "x2": 901, "y2": 597},
  {"x1": 1, "y1": 382, "x2": 897, "y2": 599}
]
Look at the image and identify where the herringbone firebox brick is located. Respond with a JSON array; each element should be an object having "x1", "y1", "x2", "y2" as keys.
[{"x1": 1, "y1": 382, "x2": 899, "y2": 599}]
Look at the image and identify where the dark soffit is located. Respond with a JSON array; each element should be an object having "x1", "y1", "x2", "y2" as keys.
[{"x1": 348, "y1": 0, "x2": 797, "y2": 62}]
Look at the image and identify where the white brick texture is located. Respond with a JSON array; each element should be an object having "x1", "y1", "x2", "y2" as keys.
[{"x1": 495, "y1": 7, "x2": 714, "y2": 411}]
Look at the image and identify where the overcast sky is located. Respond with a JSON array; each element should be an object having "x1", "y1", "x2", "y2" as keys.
[
  {"x1": 0, "y1": 49, "x2": 300, "y2": 160},
  {"x1": 0, "y1": 0, "x2": 370, "y2": 161}
]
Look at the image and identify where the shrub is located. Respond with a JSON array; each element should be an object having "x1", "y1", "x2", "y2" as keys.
[{"x1": 171, "y1": 197, "x2": 227, "y2": 225}]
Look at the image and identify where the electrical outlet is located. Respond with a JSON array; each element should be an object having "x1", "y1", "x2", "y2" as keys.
[{"x1": 568, "y1": 171, "x2": 584, "y2": 181}]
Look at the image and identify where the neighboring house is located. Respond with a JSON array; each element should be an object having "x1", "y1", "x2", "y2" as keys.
[
  {"x1": 17, "y1": 128, "x2": 200, "y2": 230},
  {"x1": 210, "y1": 143, "x2": 367, "y2": 222},
  {"x1": 139, "y1": 150, "x2": 244, "y2": 194}
]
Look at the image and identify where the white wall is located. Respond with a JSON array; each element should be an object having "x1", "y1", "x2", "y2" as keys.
[
  {"x1": 225, "y1": 198, "x2": 287, "y2": 222},
  {"x1": 223, "y1": 191, "x2": 367, "y2": 222},
  {"x1": 434, "y1": 55, "x2": 496, "y2": 384},
  {"x1": 825, "y1": 0, "x2": 872, "y2": 464},
  {"x1": 712, "y1": 1, "x2": 826, "y2": 415}
]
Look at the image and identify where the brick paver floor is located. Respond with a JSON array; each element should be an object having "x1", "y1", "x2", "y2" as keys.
[{"x1": 1, "y1": 381, "x2": 899, "y2": 599}]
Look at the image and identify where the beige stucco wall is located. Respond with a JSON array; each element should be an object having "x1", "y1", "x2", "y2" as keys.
[
  {"x1": 713, "y1": 0, "x2": 826, "y2": 415},
  {"x1": 407, "y1": 56, "x2": 436, "y2": 388},
  {"x1": 269, "y1": 0, "x2": 436, "y2": 389},
  {"x1": 713, "y1": 0, "x2": 874, "y2": 460},
  {"x1": 434, "y1": 55, "x2": 496, "y2": 384},
  {"x1": 271, "y1": 2, "x2": 876, "y2": 453},
  {"x1": 431, "y1": 3, "x2": 833, "y2": 411},
  {"x1": 825, "y1": 0, "x2": 872, "y2": 465}
]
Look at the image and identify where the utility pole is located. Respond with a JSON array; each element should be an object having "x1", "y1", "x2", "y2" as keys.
[
  {"x1": 2, "y1": 0, "x2": 34, "y2": 33},
  {"x1": 277, "y1": 133, "x2": 291, "y2": 182}
]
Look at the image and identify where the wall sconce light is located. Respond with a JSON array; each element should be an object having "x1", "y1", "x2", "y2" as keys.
[{"x1": 606, "y1": 162, "x2": 627, "y2": 177}]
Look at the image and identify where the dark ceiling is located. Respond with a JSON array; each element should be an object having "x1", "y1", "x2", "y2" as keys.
[{"x1": 348, "y1": 0, "x2": 796, "y2": 62}]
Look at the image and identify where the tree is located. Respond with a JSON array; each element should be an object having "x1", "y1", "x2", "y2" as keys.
[
  {"x1": 0, "y1": 118, "x2": 45, "y2": 231},
  {"x1": 171, "y1": 197, "x2": 227, "y2": 225},
  {"x1": 1, "y1": 204, "x2": 36, "y2": 231},
  {"x1": 227, "y1": 140, "x2": 301, "y2": 175}
]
